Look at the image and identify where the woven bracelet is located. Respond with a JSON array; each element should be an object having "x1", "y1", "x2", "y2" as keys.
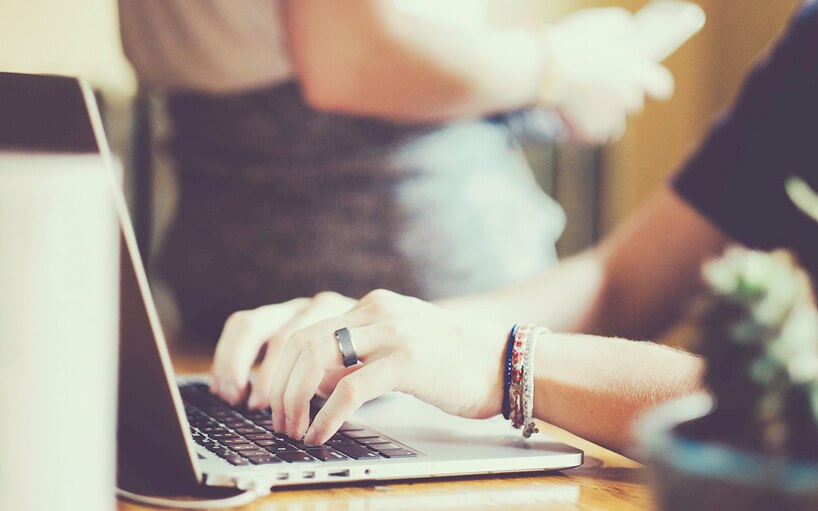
[
  {"x1": 507, "y1": 325, "x2": 544, "y2": 437},
  {"x1": 509, "y1": 325, "x2": 533, "y2": 429}
]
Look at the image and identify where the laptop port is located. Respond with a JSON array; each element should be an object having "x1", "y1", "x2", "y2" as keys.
[
  {"x1": 276, "y1": 473, "x2": 289, "y2": 480},
  {"x1": 302, "y1": 471, "x2": 315, "y2": 479},
  {"x1": 329, "y1": 470, "x2": 350, "y2": 478}
]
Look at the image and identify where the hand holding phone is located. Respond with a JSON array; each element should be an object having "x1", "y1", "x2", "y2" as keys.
[{"x1": 544, "y1": 2, "x2": 705, "y2": 142}]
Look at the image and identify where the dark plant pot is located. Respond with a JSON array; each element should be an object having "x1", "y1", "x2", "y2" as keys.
[{"x1": 638, "y1": 395, "x2": 818, "y2": 511}]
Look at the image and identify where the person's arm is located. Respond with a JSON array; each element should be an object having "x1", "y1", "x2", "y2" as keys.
[
  {"x1": 284, "y1": 1, "x2": 672, "y2": 128},
  {"x1": 534, "y1": 330, "x2": 703, "y2": 453},
  {"x1": 207, "y1": 189, "x2": 723, "y2": 453},
  {"x1": 443, "y1": 3, "x2": 818, "y2": 335},
  {"x1": 284, "y1": 0, "x2": 546, "y2": 121},
  {"x1": 211, "y1": 288, "x2": 704, "y2": 455},
  {"x1": 438, "y1": 188, "x2": 729, "y2": 340}
]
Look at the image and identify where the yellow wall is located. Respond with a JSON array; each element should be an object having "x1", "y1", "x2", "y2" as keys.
[{"x1": 0, "y1": 0, "x2": 135, "y2": 96}]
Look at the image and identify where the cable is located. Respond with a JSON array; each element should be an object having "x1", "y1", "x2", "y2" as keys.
[{"x1": 115, "y1": 486, "x2": 261, "y2": 509}]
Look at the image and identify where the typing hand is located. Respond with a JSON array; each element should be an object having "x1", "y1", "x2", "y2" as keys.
[
  {"x1": 239, "y1": 289, "x2": 509, "y2": 446},
  {"x1": 545, "y1": 8, "x2": 675, "y2": 143},
  {"x1": 210, "y1": 291, "x2": 356, "y2": 408}
]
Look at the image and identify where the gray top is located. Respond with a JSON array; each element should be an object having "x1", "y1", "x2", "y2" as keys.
[{"x1": 118, "y1": 0, "x2": 293, "y2": 93}]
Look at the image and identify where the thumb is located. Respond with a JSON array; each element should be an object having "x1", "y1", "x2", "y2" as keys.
[{"x1": 640, "y1": 63, "x2": 675, "y2": 101}]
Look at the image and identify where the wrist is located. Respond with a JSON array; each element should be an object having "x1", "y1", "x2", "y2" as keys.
[{"x1": 531, "y1": 328, "x2": 556, "y2": 423}]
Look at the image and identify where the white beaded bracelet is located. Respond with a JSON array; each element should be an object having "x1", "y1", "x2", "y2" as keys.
[
  {"x1": 508, "y1": 325, "x2": 545, "y2": 437},
  {"x1": 521, "y1": 327, "x2": 544, "y2": 438}
]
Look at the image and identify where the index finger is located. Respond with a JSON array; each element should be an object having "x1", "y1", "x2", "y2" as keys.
[{"x1": 303, "y1": 356, "x2": 397, "y2": 446}]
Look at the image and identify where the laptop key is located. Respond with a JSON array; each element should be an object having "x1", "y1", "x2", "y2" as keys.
[
  {"x1": 214, "y1": 449, "x2": 234, "y2": 459},
  {"x1": 234, "y1": 427, "x2": 258, "y2": 435},
  {"x1": 264, "y1": 441, "x2": 299, "y2": 453},
  {"x1": 357, "y1": 436, "x2": 393, "y2": 445},
  {"x1": 248, "y1": 454, "x2": 281, "y2": 465},
  {"x1": 246, "y1": 433, "x2": 276, "y2": 441},
  {"x1": 244, "y1": 411, "x2": 270, "y2": 421},
  {"x1": 306, "y1": 447, "x2": 348, "y2": 462},
  {"x1": 278, "y1": 452, "x2": 316, "y2": 463},
  {"x1": 380, "y1": 448, "x2": 418, "y2": 458},
  {"x1": 225, "y1": 455, "x2": 250, "y2": 466},
  {"x1": 370, "y1": 442, "x2": 405, "y2": 451},
  {"x1": 211, "y1": 432, "x2": 240, "y2": 440},
  {"x1": 332, "y1": 443, "x2": 381, "y2": 460},
  {"x1": 230, "y1": 443, "x2": 259, "y2": 451},
  {"x1": 221, "y1": 437, "x2": 250, "y2": 445},
  {"x1": 239, "y1": 449, "x2": 270, "y2": 458},
  {"x1": 286, "y1": 440, "x2": 310, "y2": 450},
  {"x1": 343, "y1": 429, "x2": 379, "y2": 439}
]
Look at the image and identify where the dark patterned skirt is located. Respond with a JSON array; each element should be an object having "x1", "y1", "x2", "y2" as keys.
[{"x1": 158, "y1": 81, "x2": 565, "y2": 341}]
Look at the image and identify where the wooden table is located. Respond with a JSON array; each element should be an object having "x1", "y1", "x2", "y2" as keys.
[{"x1": 118, "y1": 347, "x2": 653, "y2": 511}]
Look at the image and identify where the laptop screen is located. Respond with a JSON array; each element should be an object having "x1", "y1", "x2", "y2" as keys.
[{"x1": 0, "y1": 72, "x2": 99, "y2": 153}]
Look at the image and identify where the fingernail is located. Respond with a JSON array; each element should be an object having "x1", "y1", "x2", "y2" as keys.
[
  {"x1": 303, "y1": 427, "x2": 318, "y2": 446},
  {"x1": 209, "y1": 379, "x2": 220, "y2": 395},
  {"x1": 247, "y1": 393, "x2": 261, "y2": 410}
]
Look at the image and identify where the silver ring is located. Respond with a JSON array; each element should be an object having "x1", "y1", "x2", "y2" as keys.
[{"x1": 334, "y1": 327, "x2": 359, "y2": 367}]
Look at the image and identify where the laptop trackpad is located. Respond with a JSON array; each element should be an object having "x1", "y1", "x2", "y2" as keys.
[{"x1": 352, "y1": 393, "x2": 582, "y2": 460}]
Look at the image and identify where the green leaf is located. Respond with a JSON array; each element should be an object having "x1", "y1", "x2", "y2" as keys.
[{"x1": 786, "y1": 176, "x2": 818, "y2": 224}]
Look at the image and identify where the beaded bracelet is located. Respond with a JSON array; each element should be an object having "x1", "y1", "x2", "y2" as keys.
[
  {"x1": 521, "y1": 329, "x2": 540, "y2": 438},
  {"x1": 504, "y1": 324, "x2": 544, "y2": 437},
  {"x1": 509, "y1": 325, "x2": 532, "y2": 429}
]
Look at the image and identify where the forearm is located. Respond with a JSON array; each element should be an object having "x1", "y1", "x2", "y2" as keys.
[
  {"x1": 286, "y1": 1, "x2": 548, "y2": 122},
  {"x1": 439, "y1": 190, "x2": 730, "y2": 339},
  {"x1": 437, "y1": 251, "x2": 607, "y2": 332},
  {"x1": 533, "y1": 330, "x2": 705, "y2": 454}
]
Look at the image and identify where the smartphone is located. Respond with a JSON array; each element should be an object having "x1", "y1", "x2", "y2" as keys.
[{"x1": 628, "y1": 1, "x2": 707, "y2": 62}]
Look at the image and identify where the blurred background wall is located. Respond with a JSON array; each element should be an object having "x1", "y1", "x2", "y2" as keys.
[
  {"x1": 0, "y1": 0, "x2": 135, "y2": 96},
  {"x1": 0, "y1": 0, "x2": 804, "y2": 252}
]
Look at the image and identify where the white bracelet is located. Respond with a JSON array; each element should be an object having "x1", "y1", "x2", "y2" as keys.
[{"x1": 521, "y1": 327, "x2": 545, "y2": 438}]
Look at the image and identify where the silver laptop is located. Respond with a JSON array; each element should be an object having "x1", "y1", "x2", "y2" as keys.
[{"x1": 2, "y1": 72, "x2": 582, "y2": 498}]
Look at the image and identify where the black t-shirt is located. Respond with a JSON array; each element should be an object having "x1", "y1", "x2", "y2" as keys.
[{"x1": 673, "y1": 1, "x2": 818, "y2": 278}]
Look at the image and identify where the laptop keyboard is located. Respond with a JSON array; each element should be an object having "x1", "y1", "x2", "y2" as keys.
[{"x1": 179, "y1": 383, "x2": 419, "y2": 466}]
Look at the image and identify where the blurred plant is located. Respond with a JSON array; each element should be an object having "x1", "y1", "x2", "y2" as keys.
[{"x1": 691, "y1": 176, "x2": 818, "y2": 461}]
